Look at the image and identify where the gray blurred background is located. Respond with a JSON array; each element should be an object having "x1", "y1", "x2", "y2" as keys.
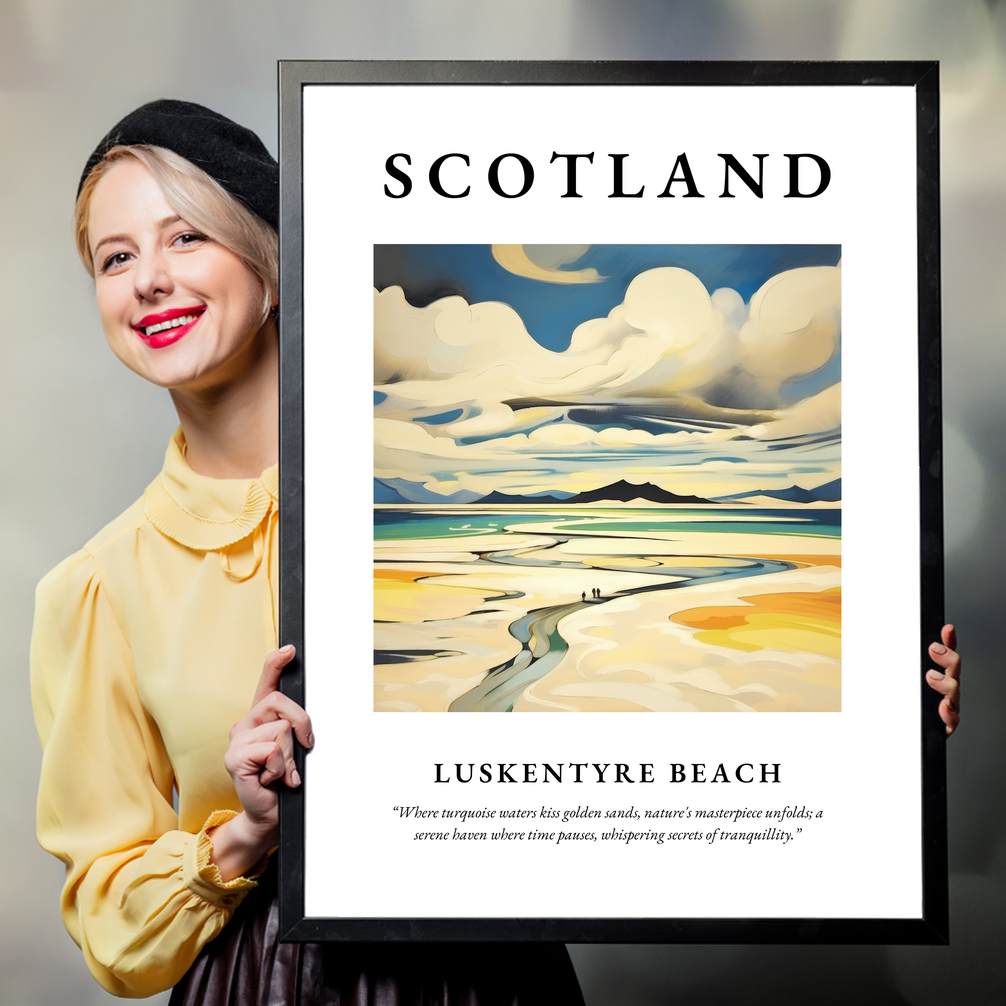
[{"x1": 1, "y1": 1, "x2": 1003, "y2": 1003}]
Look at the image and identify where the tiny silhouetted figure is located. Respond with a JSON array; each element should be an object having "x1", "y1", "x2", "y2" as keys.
[{"x1": 582, "y1": 591, "x2": 586, "y2": 601}]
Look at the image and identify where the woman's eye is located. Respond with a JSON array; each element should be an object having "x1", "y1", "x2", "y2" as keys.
[
  {"x1": 101, "y1": 251, "x2": 132, "y2": 273},
  {"x1": 173, "y1": 231, "x2": 208, "y2": 248}
]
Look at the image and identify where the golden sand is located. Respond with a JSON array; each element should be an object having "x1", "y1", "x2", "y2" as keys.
[
  {"x1": 374, "y1": 524, "x2": 841, "y2": 712},
  {"x1": 374, "y1": 568, "x2": 506, "y2": 623},
  {"x1": 671, "y1": 587, "x2": 841, "y2": 659}
]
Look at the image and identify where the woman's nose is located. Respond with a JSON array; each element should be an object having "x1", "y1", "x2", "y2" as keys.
[{"x1": 133, "y1": 249, "x2": 173, "y2": 302}]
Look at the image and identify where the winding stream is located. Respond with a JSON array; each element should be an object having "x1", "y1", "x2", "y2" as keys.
[{"x1": 448, "y1": 538, "x2": 794, "y2": 711}]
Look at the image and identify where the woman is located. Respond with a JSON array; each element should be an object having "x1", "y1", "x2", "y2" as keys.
[
  {"x1": 31, "y1": 100, "x2": 585, "y2": 1003},
  {"x1": 32, "y1": 99, "x2": 961, "y2": 1002}
]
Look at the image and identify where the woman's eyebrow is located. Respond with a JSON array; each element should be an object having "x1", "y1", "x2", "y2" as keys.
[
  {"x1": 92, "y1": 232, "x2": 133, "y2": 256},
  {"x1": 92, "y1": 216, "x2": 185, "y2": 257}
]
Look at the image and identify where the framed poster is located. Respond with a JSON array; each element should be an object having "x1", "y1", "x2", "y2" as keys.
[{"x1": 277, "y1": 61, "x2": 946, "y2": 943}]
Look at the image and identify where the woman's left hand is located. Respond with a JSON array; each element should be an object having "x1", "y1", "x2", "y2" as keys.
[
  {"x1": 209, "y1": 645, "x2": 313, "y2": 881},
  {"x1": 926, "y1": 624, "x2": 961, "y2": 737}
]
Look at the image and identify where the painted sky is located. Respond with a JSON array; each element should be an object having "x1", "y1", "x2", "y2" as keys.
[{"x1": 374, "y1": 244, "x2": 841, "y2": 504}]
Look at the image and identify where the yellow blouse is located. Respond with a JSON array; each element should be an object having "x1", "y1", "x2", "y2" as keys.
[{"x1": 31, "y1": 429, "x2": 279, "y2": 998}]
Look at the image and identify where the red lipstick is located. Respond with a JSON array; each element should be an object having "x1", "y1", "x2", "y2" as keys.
[{"x1": 132, "y1": 306, "x2": 205, "y2": 349}]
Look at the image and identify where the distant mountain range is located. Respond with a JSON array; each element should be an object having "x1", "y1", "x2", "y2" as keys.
[
  {"x1": 375, "y1": 477, "x2": 841, "y2": 506},
  {"x1": 715, "y1": 479, "x2": 841, "y2": 504},
  {"x1": 476, "y1": 480, "x2": 716, "y2": 505}
]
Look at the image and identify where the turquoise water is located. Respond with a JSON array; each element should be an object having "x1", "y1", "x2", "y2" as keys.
[{"x1": 374, "y1": 507, "x2": 841, "y2": 542}]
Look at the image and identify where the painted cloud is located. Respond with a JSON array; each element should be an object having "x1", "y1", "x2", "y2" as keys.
[{"x1": 375, "y1": 251, "x2": 841, "y2": 503}]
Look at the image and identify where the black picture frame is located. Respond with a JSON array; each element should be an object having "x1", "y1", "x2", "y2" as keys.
[{"x1": 277, "y1": 60, "x2": 945, "y2": 944}]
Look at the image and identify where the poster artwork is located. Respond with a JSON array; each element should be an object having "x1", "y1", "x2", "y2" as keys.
[
  {"x1": 288, "y1": 63, "x2": 942, "y2": 942},
  {"x1": 374, "y1": 243, "x2": 842, "y2": 713}
]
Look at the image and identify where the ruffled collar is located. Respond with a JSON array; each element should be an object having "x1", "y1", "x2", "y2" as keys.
[{"x1": 143, "y1": 428, "x2": 278, "y2": 551}]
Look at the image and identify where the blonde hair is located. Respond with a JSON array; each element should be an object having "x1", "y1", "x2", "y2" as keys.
[{"x1": 75, "y1": 145, "x2": 278, "y2": 322}]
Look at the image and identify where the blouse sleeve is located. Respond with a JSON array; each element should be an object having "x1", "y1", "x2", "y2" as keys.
[{"x1": 31, "y1": 549, "x2": 262, "y2": 998}]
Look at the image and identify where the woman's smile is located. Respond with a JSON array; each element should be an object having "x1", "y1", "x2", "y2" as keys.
[{"x1": 133, "y1": 305, "x2": 207, "y2": 347}]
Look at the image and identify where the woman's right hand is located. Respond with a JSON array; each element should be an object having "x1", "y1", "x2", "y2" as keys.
[{"x1": 209, "y1": 645, "x2": 314, "y2": 881}]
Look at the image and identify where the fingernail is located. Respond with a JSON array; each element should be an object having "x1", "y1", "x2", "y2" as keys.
[
  {"x1": 292, "y1": 768, "x2": 301, "y2": 787},
  {"x1": 931, "y1": 643, "x2": 947, "y2": 654},
  {"x1": 280, "y1": 644, "x2": 295, "y2": 654},
  {"x1": 927, "y1": 669, "x2": 944, "y2": 679},
  {"x1": 307, "y1": 732, "x2": 315, "y2": 748}
]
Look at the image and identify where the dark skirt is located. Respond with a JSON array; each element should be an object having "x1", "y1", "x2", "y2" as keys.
[{"x1": 169, "y1": 869, "x2": 585, "y2": 1006}]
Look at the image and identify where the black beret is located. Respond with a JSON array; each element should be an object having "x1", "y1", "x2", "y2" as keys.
[{"x1": 78, "y1": 99, "x2": 278, "y2": 228}]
